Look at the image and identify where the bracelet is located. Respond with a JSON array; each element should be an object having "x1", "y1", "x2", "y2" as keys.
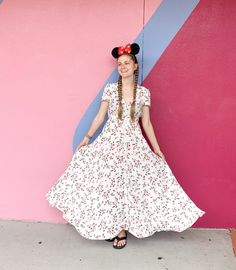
[{"x1": 85, "y1": 133, "x2": 92, "y2": 140}]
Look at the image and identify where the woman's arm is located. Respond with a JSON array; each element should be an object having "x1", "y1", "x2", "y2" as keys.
[
  {"x1": 86, "y1": 100, "x2": 109, "y2": 137},
  {"x1": 77, "y1": 101, "x2": 109, "y2": 149},
  {"x1": 141, "y1": 105, "x2": 165, "y2": 160}
]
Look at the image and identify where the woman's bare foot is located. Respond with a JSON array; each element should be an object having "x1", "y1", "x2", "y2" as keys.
[{"x1": 113, "y1": 230, "x2": 127, "y2": 248}]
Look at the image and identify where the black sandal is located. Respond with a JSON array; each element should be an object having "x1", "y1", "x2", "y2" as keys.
[
  {"x1": 113, "y1": 231, "x2": 127, "y2": 249},
  {"x1": 105, "y1": 236, "x2": 116, "y2": 242}
]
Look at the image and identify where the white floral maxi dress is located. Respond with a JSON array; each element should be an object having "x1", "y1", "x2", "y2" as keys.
[{"x1": 45, "y1": 82, "x2": 205, "y2": 240}]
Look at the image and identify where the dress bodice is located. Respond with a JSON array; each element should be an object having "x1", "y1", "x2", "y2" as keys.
[{"x1": 101, "y1": 82, "x2": 151, "y2": 128}]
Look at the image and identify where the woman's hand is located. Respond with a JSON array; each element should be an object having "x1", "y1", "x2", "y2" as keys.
[
  {"x1": 77, "y1": 137, "x2": 90, "y2": 150},
  {"x1": 154, "y1": 148, "x2": 166, "y2": 161}
]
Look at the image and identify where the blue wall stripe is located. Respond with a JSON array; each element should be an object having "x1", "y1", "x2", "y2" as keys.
[
  {"x1": 142, "y1": 0, "x2": 199, "y2": 78},
  {"x1": 73, "y1": 0, "x2": 200, "y2": 152}
]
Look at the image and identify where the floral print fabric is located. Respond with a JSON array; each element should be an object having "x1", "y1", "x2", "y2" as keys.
[{"x1": 45, "y1": 83, "x2": 205, "y2": 240}]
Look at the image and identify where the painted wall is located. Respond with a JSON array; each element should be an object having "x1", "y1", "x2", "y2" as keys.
[{"x1": 0, "y1": 0, "x2": 235, "y2": 228}]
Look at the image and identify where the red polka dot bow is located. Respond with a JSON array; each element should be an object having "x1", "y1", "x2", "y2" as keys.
[{"x1": 118, "y1": 43, "x2": 132, "y2": 56}]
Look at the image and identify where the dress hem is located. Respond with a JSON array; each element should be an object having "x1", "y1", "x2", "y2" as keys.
[{"x1": 46, "y1": 194, "x2": 206, "y2": 241}]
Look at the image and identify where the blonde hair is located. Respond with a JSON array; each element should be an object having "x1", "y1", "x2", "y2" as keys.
[{"x1": 117, "y1": 54, "x2": 139, "y2": 122}]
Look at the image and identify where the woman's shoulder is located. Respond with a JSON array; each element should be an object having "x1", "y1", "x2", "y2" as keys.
[
  {"x1": 104, "y1": 82, "x2": 118, "y2": 91},
  {"x1": 138, "y1": 84, "x2": 150, "y2": 94},
  {"x1": 105, "y1": 82, "x2": 118, "y2": 87},
  {"x1": 103, "y1": 82, "x2": 117, "y2": 95}
]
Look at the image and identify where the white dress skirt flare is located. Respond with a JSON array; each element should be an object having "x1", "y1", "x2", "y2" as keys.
[{"x1": 45, "y1": 83, "x2": 205, "y2": 240}]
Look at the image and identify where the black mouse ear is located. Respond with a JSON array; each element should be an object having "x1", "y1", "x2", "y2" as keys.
[
  {"x1": 111, "y1": 47, "x2": 119, "y2": 58},
  {"x1": 131, "y1": 43, "x2": 140, "y2": 55}
]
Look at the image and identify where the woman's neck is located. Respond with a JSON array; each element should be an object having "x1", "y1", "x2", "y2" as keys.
[{"x1": 122, "y1": 76, "x2": 134, "y2": 89}]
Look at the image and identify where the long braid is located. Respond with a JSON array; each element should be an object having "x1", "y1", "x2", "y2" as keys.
[
  {"x1": 117, "y1": 54, "x2": 139, "y2": 122},
  {"x1": 118, "y1": 75, "x2": 123, "y2": 121},
  {"x1": 130, "y1": 64, "x2": 139, "y2": 122}
]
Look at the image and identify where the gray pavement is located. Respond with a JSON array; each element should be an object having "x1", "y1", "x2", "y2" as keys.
[{"x1": 0, "y1": 219, "x2": 235, "y2": 270}]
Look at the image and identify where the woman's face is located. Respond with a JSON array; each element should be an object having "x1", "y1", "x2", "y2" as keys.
[{"x1": 117, "y1": 54, "x2": 138, "y2": 79}]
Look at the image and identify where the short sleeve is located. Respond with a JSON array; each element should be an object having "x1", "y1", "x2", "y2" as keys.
[
  {"x1": 101, "y1": 84, "x2": 111, "y2": 102},
  {"x1": 142, "y1": 88, "x2": 151, "y2": 107}
]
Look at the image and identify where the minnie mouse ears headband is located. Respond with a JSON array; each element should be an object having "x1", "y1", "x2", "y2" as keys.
[{"x1": 111, "y1": 43, "x2": 140, "y2": 59}]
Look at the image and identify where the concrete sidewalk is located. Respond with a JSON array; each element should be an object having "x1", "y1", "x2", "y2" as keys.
[{"x1": 0, "y1": 220, "x2": 235, "y2": 270}]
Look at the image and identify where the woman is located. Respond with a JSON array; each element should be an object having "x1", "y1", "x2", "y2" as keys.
[{"x1": 45, "y1": 43, "x2": 205, "y2": 250}]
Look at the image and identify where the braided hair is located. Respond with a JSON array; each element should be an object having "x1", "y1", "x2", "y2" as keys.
[{"x1": 117, "y1": 54, "x2": 139, "y2": 122}]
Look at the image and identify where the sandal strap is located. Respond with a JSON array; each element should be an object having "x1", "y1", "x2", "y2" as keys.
[{"x1": 116, "y1": 235, "x2": 127, "y2": 241}]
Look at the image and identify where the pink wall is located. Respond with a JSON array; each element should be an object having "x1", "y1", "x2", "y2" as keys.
[
  {"x1": 0, "y1": 0, "x2": 161, "y2": 222},
  {"x1": 0, "y1": 0, "x2": 235, "y2": 228},
  {"x1": 143, "y1": 0, "x2": 236, "y2": 228}
]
